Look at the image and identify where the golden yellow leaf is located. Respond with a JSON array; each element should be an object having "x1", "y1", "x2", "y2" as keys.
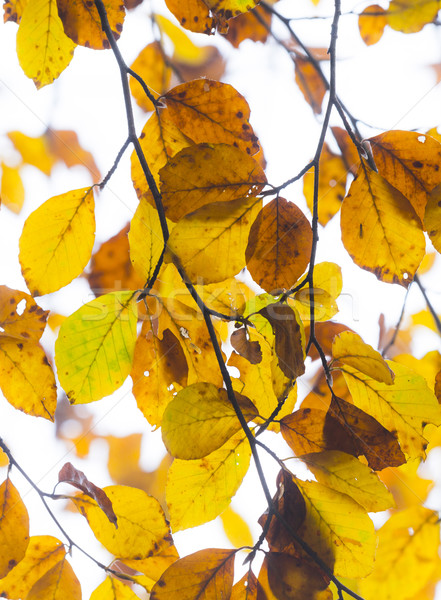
[
  {"x1": 26, "y1": 558, "x2": 81, "y2": 600},
  {"x1": 220, "y1": 506, "x2": 253, "y2": 548},
  {"x1": 163, "y1": 80, "x2": 259, "y2": 155},
  {"x1": 304, "y1": 144, "x2": 348, "y2": 225},
  {"x1": 359, "y1": 507, "x2": 440, "y2": 600},
  {"x1": 341, "y1": 165, "x2": 425, "y2": 286},
  {"x1": 0, "y1": 535, "x2": 65, "y2": 599},
  {"x1": 332, "y1": 331, "x2": 395, "y2": 384},
  {"x1": 369, "y1": 130, "x2": 441, "y2": 221},
  {"x1": 245, "y1": 197, "x2": 313, "y2": 294},
  {"x1": 387, "y1": 0, "x2": 440, "y2": 33},
  {"x1": 90, "y1": 576, "x2": 140, "y2": 600},
  {"x1": 164, "y1": 0, "x2": 215, "y2": 34},
  {"x1": 150, "y1": 548, "x2": 235, "y2": 600},
  {"x1": 0, "y1": 479, "x2": 29, "y2": 578},
  {"x1": 231, "y1": 571, "x2": 259, "y2": 599},
  {"x1": 294, "y1": 55, "x2": 327, "y2": 115},
  {"x1": 292, "y1": 287, "x2": 338, "y2": 322},
  {"x1": 379, "y1": 460, "x2": 432, "y2": 509},
  {"x1": 159, "y1": 143, "x2": 266, "y2": 222},
  {"x1": 424, "y1": 183, "x2": 441, "y2": 253},
  {"x1": 19, "y1": 187, "x2": 95, "y2": 296},
  {"x1": 72, "y1": 485, "x2": 172, "y2": 559},
  {"x1": 393, "y1": 350, "x2": 441, "y2": 389},
  {"x1": 0, "y1": 163, "x2": 24, "y2": 213},
  {"x1": 156, "y1": 14, "x2": 207, "y2": 61},
  {"x1": 162, "y1": 382, "x2": 257, "y2": 459},
  {"x1": 16, "y1": 0, "x2": 75, "y2": 88},
  {"x1": 258, "y1": 553, "x2": 332, "y2": 600},
  {"x1": 167, "y1": 195, "x2": 262, "y2": 284},
  {"x1": 122, "y1": 544, "x2": 179, "y2": 583},
  {"x1": 342, "y1": 360, "x2": 441, "y2": 458},
  {"x1": 3, "y1": 0, "x2": 27, "y2": 23},
  {"x1": 56, "y1": 0, "x2": 125, "y2": 49},
  {"x1": 0, "y1": 450, "x2": 8, "y2": 468},
  {"x1": 55, "y1": 291, "x2": 138, "y2": 404},
  {"x1": 295, "y1": 477, "x2": 376, "y2": 578},
  {"x1": 0, "y1": 335, "x2": 57, "y2": 419},
  {"x1": 128, "y1": 199, "x2": 165, "y2": 284},
  {"x1": 312, "y1": 261, "x2": 343, "y2": 299},
  {"x1": 129, "y1": 42, "x2": 172, "y2": 112},
  {"x1": 166, "y1": 432, "x2": 251, "y2": 531},
  {"x1": 0, "y1": 286, "x2": 48, "y2": 341},
  {"x1": 301, "y1": 451, "x2": 395, "y2": 512},
  {"x1": 358, "y1": 5, "x2": 387, "y2": 45},
  {"x1": 7, "y1": 131, "x2": 56, "y2": 175},
  {"x1": 131, "y1": 116, "x2": 192, "y2": 197}
]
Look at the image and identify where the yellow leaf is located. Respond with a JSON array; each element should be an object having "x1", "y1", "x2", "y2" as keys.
[
  {"x1": 7, "y1": 131, "x2": 56, "y2": 175},
  {"x1": 231, "y1": 571, "x2": 259, "y2": 599},
  {"x1": 341, "y1": 165, "x2": 425, "y2": 287},
  {"x1": 245, "y1": 197, "x2": 313, "y2": 294},
  {"x1": 45, "y1": 129, "x2": 101, "y2": 182},
  {"x1": 129, "y1": 42, "x2": 171, "y2": 112},
  {"x1": 26, "y1": 558, "x2": 81, "y2": 600},
  {"x1": 387, "y1": 0, "x2": 440, "y2": 33},
  {"x1": 303, "y1": 144, "x2": 348, "y2": 226},
  {"x1": 0, "y1": 163, "x2": 24, "y2": 213},
  {"x1": 150, "y1": 548, "x2": 235, "y2": 600},
  {"x1": 156, "y1": 14, "x2": 213, "y2": 61},
  {"x1": 159, "y1": 143, "x2": 266, "y2": 222},
  {"x1": 220, "y1": 506, "x2": 253, "y2": 548},
  {"x1": 122, "y1": 544, "x2": 179, "y2": 584},
  {"x1": 167, "y1": 195, "x2": 262, "y2": 284},
  {"x1": 342, "y1": 361, "x2": 441, "y2": 458},
  {"x1": 379, "y1": 460, "x2": 432, "y2": 509},
  {"x1": 128, "y1": 199, "x2": 165, "y2": 284},
  {"x1": 56, "y1": 0, "x2": 125, "y2": 49},
  {"x1": 166, "y1": 432, "x2": 251, "y2": 531},
  {"x1": 0, "y1": 286, "x2": 48, "y2": 341},
  {"x1": 72, "y1": 485, "x2": 172, "y2": 559},
  {"x1": 161, "y1": 382, "x2": 257, "y2": 459},
  {"x1": 359, "y1": 507, "x2": 440, "y2": 600},
  {"x1": 55, "y1": 291, "x2": 138, "y2": 404},
  {"x1": 301, "y1": 451, "x2": 395, "y2": 512},
  {"x1": 131, "y1": 114, "x2": 192, "y2": 195},
  {"x1": 19, "y1": 187, "x2": 95, "y2": 296},
  {"x1": 16, "y1": 0, "x2": 75, "y2": 88},
  {"x1": 0, "y1": 336, "x2": 57, "y2": 419},
  {"x1": 369, "y1": 130, "x2": 441, "y2": 221},
  {"x1": 332, "y1": 331, "x2": 395, "y2": 384},
  {"x1": 358, "y1": 4, "x2": 387, "y2": 45},
  {"x1": 90, "y1": 577, "x2": 140, "y2": 600},
  {"x1": 163, "y1": 79, "x2": 259, "y2": 155},
  {"x1": 312, "y1": 261, "x2": 343, "y2": 299},
  {"x1": 0, "y1": 479, "x2": 29, "y2": 578},
  {"x1": 295, "y1": 477, "x2": 376, "y2": 578},
  {"x1": 206, "y1": 0, "x2": 259, "y2": 19},
  {"x1": 0, "y1": 450, "x2": 8, "y2": 468},
  {"x1": 393, "y1": 350, "x2": 441, "y2": 389},
  {"x1": 292, "y1": 287, "x2": 338, "y2": 322},
  {"x1": 0, "y1": 535, "x2": 65, "y2": 599}
]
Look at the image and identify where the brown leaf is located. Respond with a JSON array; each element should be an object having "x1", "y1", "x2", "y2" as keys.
[
  {"x1": 305, "y1": 322, "x2": 354, "y2": 361},
  {"x1": 58, "y1": 462, "x2": 118, "y2": 527},
  {"x1": 259, "y1": 303, "x2": 305, "y2": 379},
  {"x1": 3, "y1": 0, "x2": 26, "y2": 23},
  {"x1": 246, "y1": 197, "x2": 313, "y2": 294},
  {"x1": 331, "y1": 126, "x2": 360, "y2": 175},
  {"x1": 258, "y1": 469, "x2": 306, "y2": 552},
  {"x1": 231, "y1": 328, "x2": 262, "y2": 364}
]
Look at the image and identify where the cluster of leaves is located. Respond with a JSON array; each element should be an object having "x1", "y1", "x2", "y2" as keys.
[{"x1": 1, "y1": 0, "x2": 441, "y2": 599}]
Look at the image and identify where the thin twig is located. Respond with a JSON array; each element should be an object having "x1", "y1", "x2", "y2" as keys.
[{"x1": 414, "y1": 274, "x2": 441, "y2": 335}]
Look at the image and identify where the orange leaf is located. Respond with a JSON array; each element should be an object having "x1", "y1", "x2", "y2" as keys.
[
  {"x1": 164, "y1": 0, "x2": 215, "y2": 34},
  {"x1": 0, "y1": 286, "x2": 48, "y2": 342},
  {"x1": 246, "y1": 197, "x2": 312, "y2": 293},
  {"x1": 129, "y1": 42, "x2": 172, "y2": 112},
  {"x1": 26, "y1": 558, "x2": 81, "y2": 600},
  {"x1": 0, "y1": 479, "x2": 29, "y2": 578},
  {"x1": 294, "y1": 55, "x2": 327, "y2": 115},
  {"x1": 56, "y1": 0, "x2": 125, "y2": 49},
  {"x1": 358, "y1": 4, "x2": 387, "y2": 45}
]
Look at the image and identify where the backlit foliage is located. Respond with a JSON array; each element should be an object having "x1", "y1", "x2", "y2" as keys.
[{"x1": 1, "y1": 0, "x2": 441, "y2": 599}]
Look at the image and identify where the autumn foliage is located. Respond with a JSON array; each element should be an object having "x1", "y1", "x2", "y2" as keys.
[{"x1": 1, "y1": 0, "x2": 441, "y2": 599}]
